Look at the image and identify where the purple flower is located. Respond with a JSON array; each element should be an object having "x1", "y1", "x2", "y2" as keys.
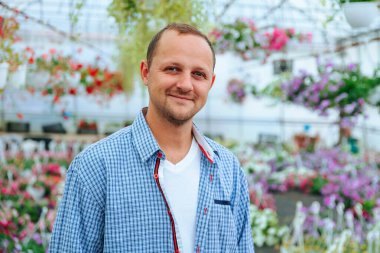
[
  {"x1": 320, "y1": 74, "x2": 330, "y2": 87},
  {"x1": 340, "y1": 117, "x2": 354, "y2": 128},
  {"x1": 319, "y1": 100, "x2": 330, "y2": 110},
  {"x1": 321, "y1": 183, "x2": 340, "y2": 195},
  {"x1": 32, "y1": 233, "x2": 43, "y2": 245},
  {"x1": 323, "y1": 194, "x2": 337, "y2": 208},
  {"x1": 291, "y1": 78, "x2": 303, "y2": 91},
  {"x1": 347, "y1": 63, "x2": 357, "y2": 72},
  {"x1": 328, "y1": 85, "x2": 338, "y2": 92},
  {"x1": 335, "y1": 93, "x2": 348, "y2": 103},
  {"x1": 343, "y1": 102, "x2": 357, "y2": 114}
]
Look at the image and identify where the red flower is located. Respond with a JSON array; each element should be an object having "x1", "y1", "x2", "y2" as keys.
[
  {"x1": 89, "y1": 122, "x2": 97, "y2": 130},
  {"x1": 87, "y1": 66, "x2": 98, "y2": 77},
  {"x1": 86, "y1": 85, "x2": 95, "y2": 94},
  {"x1": 95, "y1": 79, "x2": 103, "y2": 87},
  {"x1": 16, "y1": 113, "x2": 23, "y2": 120},
  {"x1": 0, "y1": 16, "x2": 4, "y2": 37},
  {"x1": 78, "y1": 120, "x2": 86, "y2": 128},
  {"x1": 68, "y1": 87, "x2": 77, "y2": 95},
  {"x1": 104, "y1": 70, "x2": 113, "y2": 81},
  {"x1": 45, "y1": 163, "x2": 61, "y2": 175},
  {"x1": 53, "y1": 95, "x2": 60, "y2": 104},
  {"x1": 28, "y1": 57, "x2": 34, "y2": 64},
  {"x1": 41, "y1": 89, "x2": 49, "y2": 96},
  {"x1": 69, "y1": 61, "x2": 82, "y2": 71}
]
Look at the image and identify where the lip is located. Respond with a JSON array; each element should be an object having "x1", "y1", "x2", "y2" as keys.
[{"x1": 168, "y1": 94, "x2": 193, "y2": 101}]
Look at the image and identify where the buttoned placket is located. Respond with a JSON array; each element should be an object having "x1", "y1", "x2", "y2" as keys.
[
  {"x1": 153, "y1": 151, "x2": 181, "y2": 253},
  {"x1": 193, "y1": 154, "x2": 218, "y2": 253}
]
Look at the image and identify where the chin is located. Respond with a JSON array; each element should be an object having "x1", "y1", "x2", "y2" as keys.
[{"x1": 165, "y1": 110, "x2": 195, "y2": 126}]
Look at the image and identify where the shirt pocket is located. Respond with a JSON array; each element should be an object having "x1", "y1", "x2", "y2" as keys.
[{"x1": 213, "y1": 199, "x2": 238, "y2": 252}]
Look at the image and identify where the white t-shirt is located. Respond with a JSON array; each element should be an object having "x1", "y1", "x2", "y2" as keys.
[{"x1": 159, "y1": 138, "x2": 201, "y2": 253}]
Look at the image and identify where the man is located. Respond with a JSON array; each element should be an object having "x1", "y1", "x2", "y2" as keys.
[{"x1": 49, "y1": 23, "x2": 254, "y2": 253}]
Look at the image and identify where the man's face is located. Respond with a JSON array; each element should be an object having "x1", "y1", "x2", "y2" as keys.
[{"x1": 141, "y1": 30, "x2": 215, "y2": 126}]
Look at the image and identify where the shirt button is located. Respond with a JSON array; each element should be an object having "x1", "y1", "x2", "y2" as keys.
[{"x1": 204, "y1": 207, "x2": 208, "y2": 215}]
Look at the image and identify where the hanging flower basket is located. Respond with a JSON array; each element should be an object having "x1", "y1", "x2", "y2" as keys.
[{"x1": 342, "y1": 2, "x2": 380, "y2": 28}]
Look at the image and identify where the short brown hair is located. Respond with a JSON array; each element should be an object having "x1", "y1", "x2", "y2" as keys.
[{"x1": 146, "y1": 23, "x2": 216, "y2": 70}]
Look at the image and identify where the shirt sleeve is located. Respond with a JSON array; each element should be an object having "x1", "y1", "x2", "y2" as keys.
[
  {"x1": 236, "y1": 167, "x2": 255, "y2": 252},
  {"x1": 48, "y1": 158, "x2": 105, "y2": 253}
]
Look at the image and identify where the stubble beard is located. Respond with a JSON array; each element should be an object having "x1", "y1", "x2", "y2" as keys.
[
  {"x1": 148, "y1": 85, "x2": 201, "y2": 126},
  {"x1": 160, "y1": 101, "x2": 195, "y2": 126}
]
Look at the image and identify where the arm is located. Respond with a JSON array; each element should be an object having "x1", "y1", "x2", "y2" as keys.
[
  {"x1": 48, "y1": 158, "x2": 105, "y2": 253},
  {"x1": 236, "y1": 167, "x2": 255, "y2": 252}
]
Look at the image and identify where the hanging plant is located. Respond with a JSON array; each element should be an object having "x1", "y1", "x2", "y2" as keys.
[
  {"x1": 25, "y1": 48, "x2": 124, "y2": 103},
  {"x1": 208, "y1": 18, "x2": 312, "y2": 62},
  {"x1": 262, "y1": 61, "x2": 380, "y2": 146},
  {"x1": 107, "y1": 0, "x2": 209, "y2": 93},
  {"x1": 226, "y1": 78, "x2": 247, "y2": 104},
  {"x1": 0, "y1": 16, "x2": 20, "y2": 64}
]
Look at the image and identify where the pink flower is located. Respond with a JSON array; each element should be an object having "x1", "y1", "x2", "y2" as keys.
[
  {"x1": 286, "y1": 28, "x2": 295, "y2": 36},
  {"x1": 209, "y1": 28, "x2": 223, "y2": 40},
  {"x1": 267, "y1": 28, "x2": 289, "y2": 51}
]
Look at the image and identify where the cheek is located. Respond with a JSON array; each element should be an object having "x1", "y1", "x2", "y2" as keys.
[{"x1": 194, "y1": 84, "x2": 211, "y2": 98}]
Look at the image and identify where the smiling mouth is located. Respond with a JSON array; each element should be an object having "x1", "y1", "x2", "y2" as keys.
[{"x1": 168, "y1": 94, "x2": 194, "y2": 101}]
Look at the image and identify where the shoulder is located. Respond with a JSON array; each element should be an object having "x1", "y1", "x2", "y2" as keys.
[
  {"x1": 68, "y1": 127, "x2": 133, "y2": 186},
  {"x1": 75, "y1": 126, "x2": 132, "y2": 166}
]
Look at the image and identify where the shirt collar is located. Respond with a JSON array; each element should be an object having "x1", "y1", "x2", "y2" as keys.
[{"x1": 131, "y1": 108, "x2": 216, "y2": 164}]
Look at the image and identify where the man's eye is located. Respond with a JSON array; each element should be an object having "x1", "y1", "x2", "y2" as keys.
[
  {"x1": 166, "y1": 67, "x2": 179, "y2": 72},
  {"x1": 193, "y1": 71, "x2": 206, "y2": 79}
]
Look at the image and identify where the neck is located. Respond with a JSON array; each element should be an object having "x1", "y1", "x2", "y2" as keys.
[{"x1": 144, "y1": 107, "x2": 193, "y2": 164}]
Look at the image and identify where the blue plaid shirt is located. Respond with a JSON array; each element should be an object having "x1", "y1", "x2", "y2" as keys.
[{"x1": 49, "y1": 109, "x2": 254, "y2": 253}]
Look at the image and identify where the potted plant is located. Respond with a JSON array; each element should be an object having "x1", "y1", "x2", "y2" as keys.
[
  {"x1": 77, "y1": 119, "x2": 98, "y2": 134},
  {"x1": 339, "y1": 0, "x2": 380, "y2": 28}
]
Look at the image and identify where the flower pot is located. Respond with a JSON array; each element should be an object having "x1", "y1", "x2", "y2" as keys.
[
  {"x1": 42, "y1": 122, "x2": 67, "y2": 134},
  {"x1": 8, "y1": 64, "x2": 27, "y2": 88},
  {"x1": 6, "y1": 121, "x2": 30, "y2": 133},
  {"x1": 0, "y1": 62, "x2": 9, "y2": 90},
  {"x1": 77, "y1": 128, "x2": 98, "y2": 134},
  {"x1": 342, "y1": 2, "x2": 380, "y2": 28}
]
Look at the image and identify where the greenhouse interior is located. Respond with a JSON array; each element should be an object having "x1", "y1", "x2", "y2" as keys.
[{"x1": 1, "y1": 0, "x2": 380, "y2": 252}]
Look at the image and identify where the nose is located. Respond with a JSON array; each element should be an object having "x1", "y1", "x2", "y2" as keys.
[{"x1": 176, "y1": 72, "x2": 193, "y2": 92}]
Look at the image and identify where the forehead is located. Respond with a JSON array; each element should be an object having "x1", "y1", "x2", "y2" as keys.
[{"x1": 152, "y1": 30, "x2": 214, "y2": 69}]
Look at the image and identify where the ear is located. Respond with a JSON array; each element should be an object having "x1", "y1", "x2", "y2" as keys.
[
  {"x1": 140, "y1": 60, "x2": 149, "y2": 85},
  {"x1": 210, "y1": 74, "x2": 216, "y2": 89}
]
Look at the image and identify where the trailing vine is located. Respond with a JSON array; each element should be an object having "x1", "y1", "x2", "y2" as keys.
[{"x1": 108, "y1": 0, "x2": 210, "y2": 93}]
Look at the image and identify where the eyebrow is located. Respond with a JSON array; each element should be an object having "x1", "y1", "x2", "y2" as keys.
[{"x1": 161, "y1": 61, "x2": 212, "y2": 72}]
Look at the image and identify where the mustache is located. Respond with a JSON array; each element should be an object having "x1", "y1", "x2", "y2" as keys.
[{"x1": 167, "y1": 89, "x2": 197, "y2": 100}]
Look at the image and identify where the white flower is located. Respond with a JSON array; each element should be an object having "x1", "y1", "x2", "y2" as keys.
[{"x1": 253, "y1": 230, "x2": 265, "y2": 247}]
